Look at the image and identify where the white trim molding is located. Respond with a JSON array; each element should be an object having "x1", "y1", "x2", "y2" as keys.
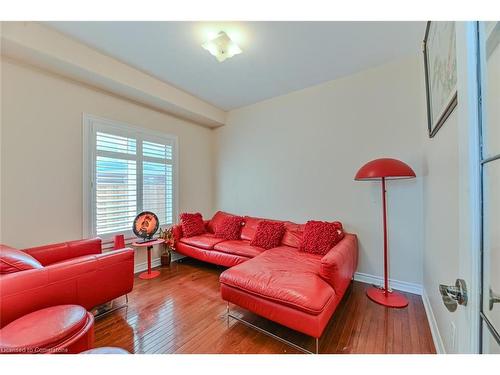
[
  {"x1": 422, "y1": 288, "x2": 446, "y2": 354},
  {"x1": 134, "y1": 257, "x2": 162, "y2": 274},
  {"x1": 354, "y1": 272, "x2": 423, "y2": 296},
  {"x1": 133, "y1": 252, "x2": 185, "y2": 274}
]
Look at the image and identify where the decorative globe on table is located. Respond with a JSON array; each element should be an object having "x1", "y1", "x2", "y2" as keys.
[
  {"x1": 132, "y1": 211, "x2": 159, "y2": 243},
  {"x1": 132, "y1": 211, "x2": 164, "y2": 280}
]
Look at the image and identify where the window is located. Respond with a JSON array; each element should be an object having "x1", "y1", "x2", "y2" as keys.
[{"x1": 83, "y1": 114, "x2": 177, "y2": 239}]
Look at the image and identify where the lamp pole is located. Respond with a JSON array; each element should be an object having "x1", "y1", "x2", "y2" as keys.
[
  {"x1": 365, "y1": 176, "x2": 408, "y2": 308},
  {"x1": 381, "y1": 177, "x2": 388, "y2": 293}
]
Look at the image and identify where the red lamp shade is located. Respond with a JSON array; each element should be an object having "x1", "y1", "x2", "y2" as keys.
[{"x1": 355, "y1": 158, "x2": 416, "y2": 180}]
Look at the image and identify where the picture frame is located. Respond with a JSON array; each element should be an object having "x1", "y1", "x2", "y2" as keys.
[{"x1": 423, "y1": 21, "x2": 458, "y2": 138}]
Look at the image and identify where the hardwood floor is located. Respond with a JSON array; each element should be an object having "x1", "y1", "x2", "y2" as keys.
[{"x1": 94, "y1": 258, "x2": 436, "y2": 354}]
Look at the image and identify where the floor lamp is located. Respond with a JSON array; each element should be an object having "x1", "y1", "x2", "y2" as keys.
[{"x1": 355, "y1": 158, "x2": 416, "y2": 308}]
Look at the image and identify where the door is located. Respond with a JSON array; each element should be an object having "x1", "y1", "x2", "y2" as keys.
[
  {"x1": 429, "y1": 22, "x2": 481, "y2": 354},
  {"x1": 479, "y1": 21, "x2": 500, "y2": 353}
]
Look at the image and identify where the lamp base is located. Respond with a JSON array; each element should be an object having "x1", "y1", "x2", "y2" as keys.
[
  {"x1": 366, "y1": 287, "x2": 408, "y2": 308},
  {"x1": 139, "y1": 270, "x2": 160, "y2": 280}
]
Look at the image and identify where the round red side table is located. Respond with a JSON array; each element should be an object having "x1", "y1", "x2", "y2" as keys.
[{"x1": 132, "y1": 238, "x2": 164, "y2": 280}]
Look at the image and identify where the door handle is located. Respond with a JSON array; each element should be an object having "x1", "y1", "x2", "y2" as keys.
[
  {"x1": 489, "y1": 288, "x2": 500, "y2": 311},
  {"x1": 439, "y1": 279, "x2": 468, "y2": 312}
]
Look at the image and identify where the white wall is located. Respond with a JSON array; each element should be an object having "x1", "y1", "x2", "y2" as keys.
[
  {"x1": 1, "y1": 58, "x2": 215, "y2": 267},
  {"x1": 421, "y1": 110, "x2": 459, "y2": 353},
  {"x1": 215, "y1": 56, "x2": 426, "y2": 285}
]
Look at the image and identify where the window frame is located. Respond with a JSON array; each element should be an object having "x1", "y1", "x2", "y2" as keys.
[{"x1": 83, "y1": 113, "x2": 179, "y2": 240}]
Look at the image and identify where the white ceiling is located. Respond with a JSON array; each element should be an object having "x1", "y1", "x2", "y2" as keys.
[{"x1": 44, "y1": 21, "x2": 426, "y2": 111}]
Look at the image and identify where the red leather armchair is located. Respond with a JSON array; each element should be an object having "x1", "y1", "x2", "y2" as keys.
[{"x1": 0, "y1": 238, "x2": 134, "y2": 328}]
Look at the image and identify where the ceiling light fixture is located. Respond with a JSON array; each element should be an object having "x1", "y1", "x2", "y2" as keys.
[{"x1": 202, "y1": 31, "x2": 242, "y2": 62}]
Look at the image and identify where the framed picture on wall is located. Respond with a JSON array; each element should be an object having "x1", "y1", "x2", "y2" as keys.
[{"x1": 423, "y1": 21, "x2": 458, "y2": 138}]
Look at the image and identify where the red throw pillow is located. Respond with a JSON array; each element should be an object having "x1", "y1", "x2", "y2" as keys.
[
  {"x1": 207, "y1": 211, "x2": 235, "y2": 233},
  {"x1": 250, "y1": 221, "x2": 286, "y2": 249},
  {"x1": 180, "y1": 212, "x2": 206, "y2": 238},
  {"x1": 214, "y1": 215, "x2": 244, "y2": 240},
  {"x1": 299, "y1": 220, "x2": 345, "y2": 255}
]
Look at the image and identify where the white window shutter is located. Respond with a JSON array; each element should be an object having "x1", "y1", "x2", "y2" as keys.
[
  {"x1": 87, "y1": 119, "x2": 177, "y2": 239},
  {"x1": 95, "y1": 132, "x2": 138, "y2": 236},
  {"x1": 143, "y1": 141, "x2": 174, "y2": 225}
]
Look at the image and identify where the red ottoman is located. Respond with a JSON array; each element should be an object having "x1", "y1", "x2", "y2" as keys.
[{"x1": 0, "y1": 305, "x2": 94, "y2": 354}]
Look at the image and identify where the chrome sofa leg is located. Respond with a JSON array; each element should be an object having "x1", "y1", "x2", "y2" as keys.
[
  {"x1": 94, "y1": 294, "x2": 129, "y2": 319},
  {"x1": 226, "y1": 308, "x2": 317, "y2": 354},
  {"x1": 226, "y1": 302, "x2": 230, "y2": 327}
]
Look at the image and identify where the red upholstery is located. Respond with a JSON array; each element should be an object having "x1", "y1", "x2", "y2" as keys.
[
  {"x1": 299, "y1": 221, "x2": 344, "y2": 255},
  {"x1": 214, "y1": 240, "x2": 265, "y2": 258},
  {"x1": 320, "y1": 234, "x2": 358, "y2": 296},
  {"x1": 179, "y1": 233, "x2": 226, "y2": 250},
  {"x1": 240, "y1": 216, "x2": 263, "y2": 241},
  {"x1": 213, "y1": 215, "x2": 244, "y2": 240},
  {"x1": 176, "y1": 242, "x2": 250, "y2": 267},
  {"x1": 220, "y1": 284, "x2": 341, "y2": 338},
  {"x1": 207, "y1": 211, "x2": 235, "y2": 233},
  {"x1": 0, "y1": 305, "x2": 94, "y2": 354},
  {"x1": 281, "y1": 222, "x2": 305, "y2": 248},
  {"x1": 23, "y1": 238, "x2": 102, "y2": 266},
  {"x1": 180, "y1": 212, "x2": 206, "y2": 237},
  {"x1": 172, "y1": 220, "x2": 210, "y2": 243},
  {"x1": 172, "y1": 224, "x2": 184, "y2": 243},
  {"x1": 174, "y1": 211, "x2": 358, "y2": 339},
  {"x1": 250, "y1": 221, "x2": 286, "y2": 249},
  {"x1": 0, "y1": 238, "x2": 134, "y2": 328},
  {"x1": 220, "y1": 246, "x2": 332, "y2": 315},
  {"x1": 0, "y1": 245, "x2": 43, "y2": 274},
  {"x1": 220, "y1": 236, "x2": 358, "y2": 338}
]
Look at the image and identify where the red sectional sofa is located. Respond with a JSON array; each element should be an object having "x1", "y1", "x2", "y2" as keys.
[
  {"x1": 0, "y1": 238, "x2": 134, "y2": 328},
  {"x1": 173, "y1": 211, "x2": 358, "y2": 341}
]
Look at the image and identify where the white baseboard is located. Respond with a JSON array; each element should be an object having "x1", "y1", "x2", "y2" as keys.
[
  {"x1": 134, "y1": 252, "x2": 186, "y2": 274},
  {"x1": 354, "y1": 272, "x2": 423, "y2": 295},
  {"x1": 134, "y1": 257, "x2": 161, "y2": 274},
  {"x1": 422, "y1": 288, "x2": 445, "y2": 354}
]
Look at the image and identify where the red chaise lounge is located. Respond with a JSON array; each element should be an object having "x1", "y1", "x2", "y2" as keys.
[{"x1": 173, "y1": 211, "x2": 358, "y2": 352}]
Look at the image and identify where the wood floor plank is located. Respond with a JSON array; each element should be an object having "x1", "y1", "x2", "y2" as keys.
[{"x1": 93, "y1": 258, "x2": 436, "y2": 354}]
